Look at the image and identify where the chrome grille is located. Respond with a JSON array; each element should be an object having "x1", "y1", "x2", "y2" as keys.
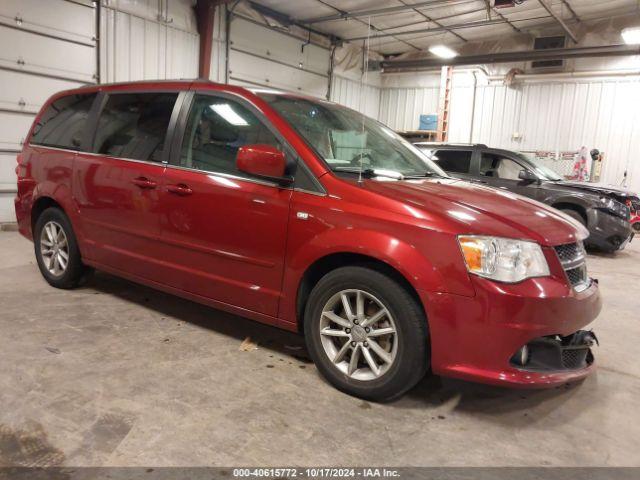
[
  {"x1": 554, "y1": 242, "x2": 589, "y2": 292},
  {"x1": 566, "y1": 265, "x2": 587, "y2": 287},
  {"x1": 555, "y1": 243, "x2": 580, "y2": 264}
]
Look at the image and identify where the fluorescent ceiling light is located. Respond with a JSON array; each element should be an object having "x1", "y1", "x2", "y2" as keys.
[
  {"x1": 211, "y1": 104, "x2": 248, "y2": 126},
  {"x1": 429, "y1": 45, "x2": 458, "y2": 59},
  {"x1": 622, "y1": 27, "x2": 640, "y2": 45}
]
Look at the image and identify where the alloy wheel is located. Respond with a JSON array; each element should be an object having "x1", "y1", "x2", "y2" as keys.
[
  {"x1": 40, "y1": 221, "x2": 69, "y2": 277},
  {"x1": 319, "y1": 289, "x2": 398, "y2": 381}
]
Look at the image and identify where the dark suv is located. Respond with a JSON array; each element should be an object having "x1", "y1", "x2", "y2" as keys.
[{"x1": 414, "y1": 143, "x2": 636, "y2": 253}]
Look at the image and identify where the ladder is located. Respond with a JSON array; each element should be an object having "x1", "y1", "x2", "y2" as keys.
[{"x1": 437, "y1": 66, "x2": 453, "y2": 142}]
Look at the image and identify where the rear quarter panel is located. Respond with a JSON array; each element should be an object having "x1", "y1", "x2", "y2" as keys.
[{"x1": 16, "y1": 146, "x2": 79, "y2": 242}]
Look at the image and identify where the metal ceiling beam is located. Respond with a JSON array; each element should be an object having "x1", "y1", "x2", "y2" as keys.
[
  {"x1": 561, "y1": 0, "x2": 581, "y2": 23},
  {"x1": 312, "y1": 0, "x2": 422, "y2": 51},
  {"x1": 381, "y1": 44, "x2": 640, "y2": 69},
  {"x1": 373, "y1": 7, "x2": 489, "y2": 34},
  {"x1": 484, "y1": 0, "x2": 522, "y2": 33},
  {"x1": 247, "y1": 1, "x2": 342, "y2": 43},
  {"x1": 398, "y1": 0, "x2": 467, "y2": 43},
  {"x1": 347, "y1": 16, "x2": 543, "y2": 42},
  {"x1": 302, "y1": 0, "x2": 463, "y2": 24},
  {"x1": 537, "y1": 0, "x2": 578, "y2": 43}
]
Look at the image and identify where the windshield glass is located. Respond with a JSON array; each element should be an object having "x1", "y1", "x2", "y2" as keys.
[
  {"x1": 515, "y1": 152, "x2": 563, "y2": 181},
  {"x1": 258, "y1": 93, "x2": 447, "y2": 178}
]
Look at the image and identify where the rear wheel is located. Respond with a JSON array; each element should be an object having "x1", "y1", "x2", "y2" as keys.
[
  {"x1": 304, "y1": 266, "x2": 429, "y2": 401},
  {"x1": 633, "y1": 222, "x2": 640, "y2": 233},
  {"x1": 34, "y1": 207, "x2": 91, "y2": 289}
]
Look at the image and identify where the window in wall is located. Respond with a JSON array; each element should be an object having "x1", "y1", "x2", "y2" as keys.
[
  {"x1": 432, "y1": 150, "x2": 472, "y2": 174},
  {"x1": 93, "y1": 92, "x2": 178, "y2": 162},
  {"x1": 481, "y1": 153, "x2": 524, "y2": 180},
  {"x1": 179, "y1": 94, "x2": 281, "y2": 177},
  {"x1": 30, "y1": 93, "x2": 97, "y2": 150}
]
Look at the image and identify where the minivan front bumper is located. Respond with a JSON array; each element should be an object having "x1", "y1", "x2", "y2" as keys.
[{"x1": 421, "y1": 274, "x2": 601, "y2": 388}]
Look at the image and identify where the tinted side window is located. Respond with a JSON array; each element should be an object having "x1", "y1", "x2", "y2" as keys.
[
  {"x1": 179, "y1": 94, "x2": 281, "y2": 177},
  {"x1": 93, "y1": 92, "x2": 178, "y2": 162},
  {"x1": 481, "y1": 153, "x2": 524, "y2": 180},
  {"x1": 30, "y1": 93, "x2": 97, "y2": 150},
  {"x1": 432, "y1": 150, "x2": 472, "y2": 174}
]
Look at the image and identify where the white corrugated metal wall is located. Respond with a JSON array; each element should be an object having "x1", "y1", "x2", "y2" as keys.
[
  {"x1": 464, "y1": 79, "x2": 640, "y2": 190},
  {"x1": 0, "y1": 0, "x2": 198, "y2": 223},
  {"x1": 330, "y1": 75, "x2": 381, "y2": 120},
  {"x1": 100, "y1": 0, "x2": 199, "y2": 83},
  {"x1": 373, "y1": 72, "x2": 640, "y2": 192},
  {"x1": 378, "y1": 87, "x2": 439, "y2": 131}
]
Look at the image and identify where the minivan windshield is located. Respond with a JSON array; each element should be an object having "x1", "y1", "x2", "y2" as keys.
[{"x1": 258, "y1": 93, "x2": 447, "y2": 178}]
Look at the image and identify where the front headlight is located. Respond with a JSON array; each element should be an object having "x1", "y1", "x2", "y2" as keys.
[
  {"x1": 457, "y1": 236, "x2": 550, "y2": 283},
  {"x1": 599, "y1": 197, "x2": 629, "y2": 219}
]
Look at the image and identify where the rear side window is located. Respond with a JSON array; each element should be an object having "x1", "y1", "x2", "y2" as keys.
[
  {"x1": 432, "y1": 150, "x2": 472, "y2": 174},
  {"x1": 93, "y1": 92, "x2": 178, "y2": 162},
  {"x1": 30, "y1": 93, "x2": 97, "y2": 150}
]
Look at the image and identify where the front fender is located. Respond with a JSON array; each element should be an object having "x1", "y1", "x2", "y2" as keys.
[
  {"x1": 278, "y1": 225, "x2": 474, "y2": 329},
  {"x1": 544, "y1": 193, "x2": 594, "y2": 210}
]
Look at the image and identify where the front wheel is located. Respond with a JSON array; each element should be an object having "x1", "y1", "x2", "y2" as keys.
[
  {"x1": 304, "y1": 266, "x2": 429, "y2": 402},
  {"x1": 561, "y1": 209, "x2": 586, "y2": 226}
]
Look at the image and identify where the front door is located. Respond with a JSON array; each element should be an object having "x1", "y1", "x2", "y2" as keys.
[
  {"x1": 74, "y1": 91, "x2": 179, "y2": 279},
  {"x1": 156, "y1": 92, "x2": 292, "y2": 317},
  {"x1": 478, "y1": 151, "x2": 539, "y2": 199}
]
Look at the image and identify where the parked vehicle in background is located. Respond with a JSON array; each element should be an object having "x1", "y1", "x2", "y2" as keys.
[
  {"x1": 410, "y1": 142, "x2": 636, "y2": 253},
  {"x1": 629, "y1": 199, "x2": 640, "y2": 233},
  {"x1": 15, "y1": 82, "x2": 602, "y2": 400}
]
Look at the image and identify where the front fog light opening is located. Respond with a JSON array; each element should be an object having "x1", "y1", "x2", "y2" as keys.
[{"x1": 511, "y1": 345, "x2": 530, "y2": 367}]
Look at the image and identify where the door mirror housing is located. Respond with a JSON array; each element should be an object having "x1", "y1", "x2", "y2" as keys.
[
  {"x1": 236, "y1": 144, "x2": 293, "y2": 185},
  {"x1": 518, "y1": 169, "x2": 539, "y2": 183}
]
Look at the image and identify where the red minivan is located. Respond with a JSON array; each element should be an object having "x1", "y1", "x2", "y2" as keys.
[{"x1": 15, "y1": 80, "x2": 602, "y2": 400}]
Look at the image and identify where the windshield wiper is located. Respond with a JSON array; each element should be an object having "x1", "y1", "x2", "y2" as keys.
[
  {"x1": 333, "y1": 167, "x2": 405, "y2": 180},
  {"x1": 404, "y1": 172, "x2": 447, "y2": 179}
]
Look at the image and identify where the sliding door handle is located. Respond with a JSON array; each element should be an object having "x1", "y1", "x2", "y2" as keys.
[
  {"x1": 167, "y1": 184, "x2": 193, "y2": 196},
  {"x1": 132, "y1": 177, "x2": 157, "y2": 189}
]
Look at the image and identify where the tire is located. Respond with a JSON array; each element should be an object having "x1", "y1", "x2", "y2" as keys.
[
  {"x1": 304, "y1": 266, "x2": 429, "y2": 402},
  {"x1": 633, "y1": 222, "x2": 640, "y2": 233},
  {"x1": 561, "y1": 209, "x2": 586, "y2": 226},
  {"x1": 34, "y1": 207, "x2": 91, "y2": 289}
]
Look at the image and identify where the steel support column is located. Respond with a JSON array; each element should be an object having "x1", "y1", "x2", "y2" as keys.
[{"x1": 196, "y1": 0, "x2": 231, "y2": 79}]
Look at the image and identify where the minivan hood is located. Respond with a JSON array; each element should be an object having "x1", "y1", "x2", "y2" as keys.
[{"x1": 365, "y1": 177, "x2": 586, "y2": 246}]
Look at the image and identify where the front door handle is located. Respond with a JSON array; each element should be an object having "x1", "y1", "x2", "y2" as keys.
[
  {"x1": 167, "y1": 184, "x2": 193, "y2": 196},
  {"x1": 132, "y1": 177, "x2": 157, "y2": 189}
]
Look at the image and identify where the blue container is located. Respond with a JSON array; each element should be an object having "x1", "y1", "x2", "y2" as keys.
[{"x1": 419, "y1": 114, "x2": 438, "y2": 131}]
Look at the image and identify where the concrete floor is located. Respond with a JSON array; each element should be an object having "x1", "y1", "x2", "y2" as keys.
[{"x1": 1, "y1": 230, "x2": 639, "y2": 468}]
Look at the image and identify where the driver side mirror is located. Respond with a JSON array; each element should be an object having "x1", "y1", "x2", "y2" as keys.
[
  {"x1": 236, "y1": 144, "x2": 293, "y2": 186},
  {"x1": 518, "y1": 169, "x2": 538, "y2": 183}
]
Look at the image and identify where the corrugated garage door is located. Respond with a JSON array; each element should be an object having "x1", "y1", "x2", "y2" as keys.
[
  {"x1": 0, "y1": 0, "x2": 97, "y2": 223},
  {"x1": 228, "y1": 16, "x2": 330, "y2": 98},
  {"x1": 0, "y1": 0, "x2": 199, "y2": 223}
]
